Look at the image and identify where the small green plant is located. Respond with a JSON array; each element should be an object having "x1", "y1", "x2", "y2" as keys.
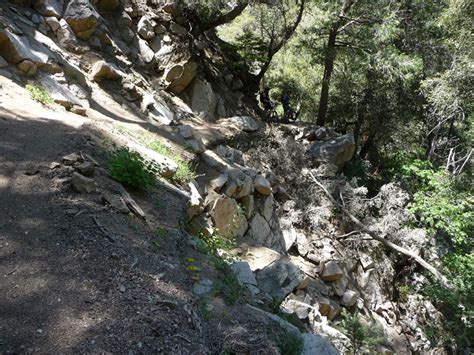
[
  {"x1": 196, "y1": 230, "x2": 236, "y2": 256},
  {"x1": 26, "y1": 84, "x2": 53, "y2": 105},
  {"x1": 148, "y1": 140, "x2": 197, "y2": 185},
  {"x1": 186, "y1": 257, "x2": 200, "y2": 284},
  {"x1": 197, "y1": 298, "x2": 211, "y2": 321},
  {"x1": 108, "y1": 147, "x2": 156, "y2": 190},
  {"x1": 212, "y1": 263, "x2": 245, "y2": 305},
  {"x1": 152, "y1": 227, "x2": 167, "y2": 250},
  {"x1": 398, "y1": 284, "x2": 412, "y2": 302},
  {"x1": 339, "y1": 309, "x2": 384, "y2": 354}
]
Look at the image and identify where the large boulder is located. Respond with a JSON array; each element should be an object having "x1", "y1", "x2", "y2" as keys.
[
  {"x1": 219, "y1": 116, "x2": 259, "y2": 132},
  {"x1": 254, "y1": 175, "x2": 272, "y2": 196},
  {"x1": 256, "y1": 258, "x2": 305, "y2": 302},
  {"x1": 190, "y1": 79, "x2": 217, "y2": 118},
  {"x1": 164, "y1": 60, "x2": 198, "y2": 94},
  {"x1": 64, "y1": 0, "x2": 100, "y2": 40},
  {"x1": 320, "y1": 260, "x2": 344, "y2": 282},
  {"x1": 0, "y1": 29, "x2": 50, "y2": 65},
  {"x1": 137, "y1": 16, "x2": 155, "y2": 40},
  {"x1": 210, "y1": 197, "x2": 246, "y2": 238},
  {"x1": 308, "y1": 133, "x2": 355, "y2": 169},
  {"x1": 90, "y1": 60, "x2": 123, "y2": 82},
  {"x1": 127, "y1": 142, "x2": 177, "y2": 178}
]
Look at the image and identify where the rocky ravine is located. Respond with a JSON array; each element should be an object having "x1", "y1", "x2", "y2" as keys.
[{"x1": 0, "y1": 0, "x2": 447, "y2": 354}]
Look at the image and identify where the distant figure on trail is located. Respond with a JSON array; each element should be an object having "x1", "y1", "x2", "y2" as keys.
[
  {"x1": 259, "y1": 87, "x2": 277, "y2": 122},
  {"x1": 280, "y1": 90, "x2": 296, "y2": 123}
]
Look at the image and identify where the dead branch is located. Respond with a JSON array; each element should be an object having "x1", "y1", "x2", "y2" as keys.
[{"x1": 309, "y1": 173, "x2": 453, "y2": 289}]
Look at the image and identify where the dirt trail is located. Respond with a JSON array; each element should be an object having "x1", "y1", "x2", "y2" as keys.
[{"x1": 0, "y1": 76, "x2": 207, "y2": 354}]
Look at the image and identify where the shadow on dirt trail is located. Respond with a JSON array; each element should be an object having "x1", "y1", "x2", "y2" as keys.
[{"x1": 0, "y1": 114, "x2": 206, "y2": 354}]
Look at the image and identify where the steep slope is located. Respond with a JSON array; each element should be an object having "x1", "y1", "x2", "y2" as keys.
[{"x1": 0, "y1": 1, "x2": 451, "y2": 354}]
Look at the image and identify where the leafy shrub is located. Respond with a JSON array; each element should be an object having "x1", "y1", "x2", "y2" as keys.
[
  {"x1": 108, "y1": 147, "x2": 156, "y2": 190},
  {"x1": 148, "y1": 140, "x2": 197, "y2": 185},
  {"x1": 26, "y1": 84, "x2": 53, "y2": 105},
  {"x1": 424, "y1": 253, "x2": 474, "y2": 349}
]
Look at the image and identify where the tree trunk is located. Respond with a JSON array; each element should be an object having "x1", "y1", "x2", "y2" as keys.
[
  {"x1": 316, "y1": 0, "x2": 356, "y2": 126},
  {"x1": 257, "y1": 0, "x2": 306, "y2": 81},
  {"x1": 316, "y1": 25, "x2": 338, "y2": 126}
]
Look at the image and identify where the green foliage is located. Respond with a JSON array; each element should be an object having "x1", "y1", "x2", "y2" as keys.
[
  {"x1": 186, "y1": 257, "x2": 200, "y2": 284},
  {"x1": 393, "y1": 155, "x2": 473, "y2": 250},
  {"x1": 26, "y1": 84, "x2": 53, "y2": 105},
  {"x1": 108, "y1": 147, "x2": 156, "y2": 190},
  {"x1": 148, "y1": 140, "x2": 197, "y2": 185},
  {"x1": 424, "y1": 253, "x2": 474, "y2": 349},
  {"x1": 398, "y1": 284, "x2": 412, "y2": 303},
  {"x1": 339, "y1": 309, "x2": 384, "y2": 354},
  {"x1": 212, "y1": 263, "x2": 245, "y2": 305},
  {"x1": 234, "y1": 28, "x2": 267, "y2": 65},
  {"x1": 196, "y1": 231, "x2": 236, "y2": 257}
]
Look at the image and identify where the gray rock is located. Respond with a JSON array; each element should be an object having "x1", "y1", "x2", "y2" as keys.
[
  {"x1": 360, "y1": 253, "x2": 375, "y2": 270},
  {"x1": 0, "y1": 56, "x2": 8, "y2": 68},
  {"x1": 209, "y1": 172, "x2": 228, "y2": 192},
  {"x1": 254, "y1": 175, "x2": 272, "y2": 196},
  {"x1": 301, "y1": 333, "x2": 339, "y2": 355},
  {"x1": 320, "y1": 260, "x2": 343, "y2": 282},
  {"x1": 71, "y1": 172, "x2": 96, "y2": 193},
  {"x1": 193, "y1": 278, "x2": 213, "y2": 295},
  {"x1": 56, "y1": 19, "x2": 77, "y2": 48},
  {"x1": 191, "y1": 79, "x2": 217, "y2": 118},
  {"x1": 0, "y1": 29, "x2": 50, "y2": 65},
  {"x1": 187, "y1": 180, "x2": 203, "y2": 220},
  {"x1": 38, "y1": 73, "x2": 84, "y2": 108},
  {"x1": 185, "y1": 138, "x2": 206, "y2": 154},
  {"x1": 222, "y1": 116, "x2": 259, "y2": 132},
  {"x1": 256, "y1": 258, "x2": 304, "y2": 302},
  {"x1": 102, "y1": 192, "x2": 129, "y2": 213},
  {"x1": 249, "y1": 213, "x2": 271, "y2": 245},
  {"x1": 154, "y1": 24, "x2": 167, "y2": 34},
  {"x1": 137, "y1": 16, "x2": 155, "y2": 39},
  {"x1": 141, "y1": 93, "x2": 175, "y2": 125},
  {"x1": 45, "y1": 16, "x2": 61, "y2": 32},
  {"x1": 127, "y1": 142, "x2": 177, "y2": 178},
  {"x1": 239, "y1": 195, "x2": 254, "y2": 219},
  {"x1": 76, "y1": 162, "x2": 94, "y2": 177},
  {"x1": 137, "y1": 38, "x2": 154, "y2": 63},
  {"x1": 150, "y1": 35, "x2": 164, "y2": 53},
  {"x1": 308, "y1": 133, "x2": 355, "y2": 169},
  {"x1": 231, "y1": 261, "x2": 259, "y2": 294},
  {"x1": 178, "y1": 125, "x2": 194, "y2": 139},
  {"x1": 282, "y1": 229, "x2": 296, "y2": 252},
  {"x1": 170, "y1": 22, "x2": 187, "y2": 35},
  {"x1": 332, "y1": 274, "x2": 348, "y2": 296},
  {"x1": 64, "y1": 0, "x2": 99, "y2": 40},
  {"x1": 62, "y1": 153, "x2": 81, "y2": 165},
  {"x1": 341, "y1": 290, "x2": 358, "y2": 307}
]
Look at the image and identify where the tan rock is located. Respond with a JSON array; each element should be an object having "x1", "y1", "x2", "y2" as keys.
[{"x1": 320, "y1": 260, "x2": 343, "y2": 282}]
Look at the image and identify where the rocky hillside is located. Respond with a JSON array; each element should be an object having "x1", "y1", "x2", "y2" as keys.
[{"x1": 0, "y1": 0, "x2": 450, "y2": 354}]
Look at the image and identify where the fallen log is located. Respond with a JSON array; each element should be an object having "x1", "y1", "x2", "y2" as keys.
[{"x1": 309, "y1": 173, "x2": 453, "y2": 289}]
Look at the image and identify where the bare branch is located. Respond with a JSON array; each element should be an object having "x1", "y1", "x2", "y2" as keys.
[{"x1": 309, "y1": 173, "x2": 454, "y2": 289}]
